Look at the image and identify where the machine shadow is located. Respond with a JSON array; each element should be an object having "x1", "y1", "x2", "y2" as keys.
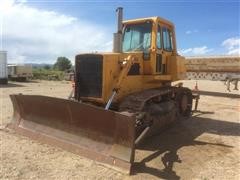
[
  {"x1": 131, "y1": 114, "x2": 239, "y2": 179},
  {"x1": 0, "y1": 80, "x2": 40, "y2": 88},
  {"x1": 0, "y1": 83, "x2": 25, "y2": 88}
]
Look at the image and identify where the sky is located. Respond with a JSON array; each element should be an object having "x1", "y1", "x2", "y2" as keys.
[{"x1": 0, "y1": 0, "x2": 239, "y2": 64}]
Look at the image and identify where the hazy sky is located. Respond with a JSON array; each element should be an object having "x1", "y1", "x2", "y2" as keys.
[{"x1": 0, "y1": 0, "x2": 239, "y2": 64}]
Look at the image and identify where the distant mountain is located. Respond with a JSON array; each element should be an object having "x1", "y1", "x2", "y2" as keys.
[
  {"x1": 27, "y1": 63, "x2": 54, "y2": 68},
  {"x1": 7, "y1": 63, "x2": 75, "y2": 71}
]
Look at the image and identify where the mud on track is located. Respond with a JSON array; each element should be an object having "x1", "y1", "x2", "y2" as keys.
[{"x1": 1, "y1": 80, "x2": 240, "y2": 179}]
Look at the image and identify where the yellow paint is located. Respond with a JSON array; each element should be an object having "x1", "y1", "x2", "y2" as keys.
[{"x1": 78, "y1": 16, "x2": 186, "y2": 105}]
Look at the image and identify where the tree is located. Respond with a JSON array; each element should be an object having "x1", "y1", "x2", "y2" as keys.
[
  {"x1": 53, "y1": 57, "x2": 72, "y2": 71},
  {"x1": 43, "y1": 65, "x2": 51, "y2": 70}
]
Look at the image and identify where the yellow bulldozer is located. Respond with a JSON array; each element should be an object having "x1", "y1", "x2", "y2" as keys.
[{"x1": 9, "y1": 8, "x2": 196, "y2": 173}]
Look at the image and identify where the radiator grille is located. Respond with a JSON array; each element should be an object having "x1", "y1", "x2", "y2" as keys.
[{"x1": 75, "y1": 54, "x2": 103, "y2": 99}]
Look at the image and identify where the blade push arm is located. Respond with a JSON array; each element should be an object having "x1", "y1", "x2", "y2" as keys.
[{"x1": 105, "y1": 55, "x2": 138, "y2": 109}]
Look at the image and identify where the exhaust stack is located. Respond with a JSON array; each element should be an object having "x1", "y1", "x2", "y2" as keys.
[{"x1": 113, "y1": 7, "x2": 123, "y2": 53}]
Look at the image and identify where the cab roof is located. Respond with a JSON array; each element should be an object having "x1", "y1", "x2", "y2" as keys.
[{"x1": 123, "y1": 16, "x2": 174, "y2": 27}]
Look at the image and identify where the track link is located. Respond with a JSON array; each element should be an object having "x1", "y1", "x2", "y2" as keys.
[
  {"x1": 119, "y1": 86, "x2": 193, "y2": 142},
  {"x1": 119, "y1": 86, "x2": 174, "y2": 113}
]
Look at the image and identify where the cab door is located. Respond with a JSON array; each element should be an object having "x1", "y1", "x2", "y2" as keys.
[
  {"x1": 155, "y1": 24, "x2": 165, "y2": 74},
  {"x1": 155, "y1": 24, "x2": 174, "y2": 75}
]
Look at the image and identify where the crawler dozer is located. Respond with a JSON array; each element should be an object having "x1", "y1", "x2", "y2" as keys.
[{"x1": 9, "y1": 8, "x2": 194, "y2": 173}]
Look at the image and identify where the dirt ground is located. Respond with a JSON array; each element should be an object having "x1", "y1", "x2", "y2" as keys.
[{"x1": 0, "y1": 80, "x2": 239, "y2": 180}]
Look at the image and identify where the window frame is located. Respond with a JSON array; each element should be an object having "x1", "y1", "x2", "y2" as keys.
[
  {"x1": 162, "y1": 26, "x2": 173, "y2": 52},
  {"x1": 157, "y1": 24, "x2": 162, "y2": 50}
]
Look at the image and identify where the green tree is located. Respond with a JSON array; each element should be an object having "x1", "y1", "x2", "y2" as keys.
[
  {"x1": 54, "y1": 57, "x2": 72, "y2": 71},
  {"x1": 44, "y1": 65, "x2": 51, "y2": 70}
]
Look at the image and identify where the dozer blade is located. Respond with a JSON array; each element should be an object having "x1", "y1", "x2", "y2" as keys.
[{"x1": 9, "y1": 94, "x2": 135, "y2": 173}]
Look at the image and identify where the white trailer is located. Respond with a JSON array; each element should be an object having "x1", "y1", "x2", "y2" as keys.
[
  {"x1": 8, "y1": 64, "x2": 33, "y2": 81},
  {"x1": 0, "y1": 51, "x2": 8, "y2": 84}
]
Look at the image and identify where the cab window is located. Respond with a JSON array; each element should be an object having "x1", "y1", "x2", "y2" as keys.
[
  {"x1": 122, "y1": 22, "x2": 152, "y2": 52},
  {"x1": 162, "y1": 27, "x2": 173, "y2": 51},
  {"x1": 157, "y1": 25, "x2": 162, "y2": 49}
]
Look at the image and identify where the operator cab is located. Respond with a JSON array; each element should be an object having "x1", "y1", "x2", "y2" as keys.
[{"x1": 122, "y1": 17, "x2": 178, "y2": 75}]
